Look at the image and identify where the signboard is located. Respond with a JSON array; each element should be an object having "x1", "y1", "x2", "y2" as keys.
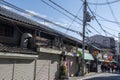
[{"x1": 93, "y1": 50, "x2": 99, "y2": 57}]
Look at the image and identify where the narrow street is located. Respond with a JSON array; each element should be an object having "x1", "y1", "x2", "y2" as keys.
[
  {"x1": 83, "y1": 72, "x2": 120, "y2": 80},
  {"x1": 70, "y1": 72, "x2": 120, "y2": 80}
]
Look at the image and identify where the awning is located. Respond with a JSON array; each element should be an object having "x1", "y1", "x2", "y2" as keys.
[
  {"x1": 111, "y1": 59, "x2": 118, "y2": 63},
  {"x1": 98, "y1": 59, "x2": 104, "y2": 62},
  {"x1": 84, "y1": 53, "x2": 94, "y2": 60}
]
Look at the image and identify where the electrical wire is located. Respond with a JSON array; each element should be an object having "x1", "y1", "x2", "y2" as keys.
[
  {"x1": 42, "y1": 0, "x2": 102, "y2": 36},
  {"x1": 88, "y1": 5, "x2": 118, "y2": 38},
  {"x1": 48, "y1": 0, "x2": 102, "y2": 35},
  {"x1": 87, "y1": 24, "x2": 101, "y2": 35},
  {"x1": 65, "y1": 3, "x2": 83, "y2": 33},
  {"x1": 41, "y1": 0, "x2": 83, "y2": 32},
  {"x1": 2, "y1": 0, "x2": 117, "y2": 38},
  {"x1": 101, "y1": 24, "x2": 120, "y2": 32},
  {"x1": 94, "y1": 0, "x2": 98, "y2": 13},
  {"x1": 0, "y1": 0, "x2": 83, "y2": 36},
  {"x1": 40, "y1": 0, "x2": 84, "y2": 36},
  {"x1": 41, "y1": 0, "x2": 82, "y2": 26},
  {"x1": 106, "y1": 0, "x2": 120, "y2": 28},
  {"x1": 92, "y1": 12, "x2": 120, "y2": 32},
  {"x1": 86, "y1": 0, "x2": 120, "y2": 5},
  {"x1": 88, "y1": 5, "x2": 107, "y2": 36},
  {"x1": 49, "y1": 0, "x2": 83, "y2": 21},
  {"x1": 94, "y1": 13, "x2": 120, "y2": 25},
  {"x1": 42, "y1": 0, "x2": 119, "y2": 38}
]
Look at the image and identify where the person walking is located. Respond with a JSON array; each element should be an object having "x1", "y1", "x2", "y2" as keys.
[
  {"x1": 111, "y1": 64, "x2": 114, "y2": 73},
  {"x1": 108, "y1": 63, "x2": 110, "y2": 73},
  {"x1": 118, "y1": 64, "x2": 120, "y2": 73},
  {"x1": 93, "y1": 62, "x2": 96, "y2": 72},
  {"x1": 101, "y1": 63, "x2": 104, "y2": 72}
]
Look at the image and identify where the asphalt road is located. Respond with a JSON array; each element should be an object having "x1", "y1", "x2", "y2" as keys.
[{"x1": 82, "y1": 72, "x2": 120, "y2": 80}]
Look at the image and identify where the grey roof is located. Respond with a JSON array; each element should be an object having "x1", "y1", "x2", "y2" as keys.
[
  {"x1": 0, "y1": 6, "x2": 82, "y2": 44},
  {"x1": 0, "y1": 6, "x2": 40, "y2": 26},
  {"x1": 0, "y1": 43, "x2": 37, "y2": 54}
]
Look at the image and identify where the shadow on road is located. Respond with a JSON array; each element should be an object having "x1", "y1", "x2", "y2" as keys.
[{"x1": 84, "y1": 75, "x2": 120, "y2": 80}]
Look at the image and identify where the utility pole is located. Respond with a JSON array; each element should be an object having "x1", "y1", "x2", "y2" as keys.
[{"x1": 82, "y1": 0, "x2": 87, "y2": 76}]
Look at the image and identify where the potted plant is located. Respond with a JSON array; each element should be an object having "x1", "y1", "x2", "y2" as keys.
[{"x1": 60, "y1": 63, "x2": 68, "y2": 79}]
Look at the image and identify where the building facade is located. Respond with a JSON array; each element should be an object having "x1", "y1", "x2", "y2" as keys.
[
  {"x1": 0, "y1": 5, "x2": 94, "y2": 80},
  {"x1": 88, "y1": 35, "x2": 115, "y2": 53}
]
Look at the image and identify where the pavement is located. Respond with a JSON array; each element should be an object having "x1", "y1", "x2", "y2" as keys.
[
  {"x1": 68, "y1": 72, "x2": 120, "y2": 80},
  {"x1": 69, "y1": 72, "x2": 100, "y2": 80}
]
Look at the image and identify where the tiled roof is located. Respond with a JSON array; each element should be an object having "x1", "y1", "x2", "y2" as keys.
[{"x1": 0, "y1": 43, "x2": 37, "y2": 54}]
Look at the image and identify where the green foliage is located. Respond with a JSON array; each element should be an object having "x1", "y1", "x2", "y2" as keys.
[
  {"x1": 60, "y1": 64, "x2": 67, "y2": 75},
  {"x1": 78, "y1": 50, "x2": 82, "y2": 57}
]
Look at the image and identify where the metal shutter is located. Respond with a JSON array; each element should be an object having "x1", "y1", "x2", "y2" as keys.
[
  {"x1": 14, "y1": 60, "x2": 34, "y2": 80},
  {"x1": 0, "y1": 59, "x2": 13, "y2": 80},
  {"x1": 36, "y1": 53, "x2": 60, "y2": 80}
]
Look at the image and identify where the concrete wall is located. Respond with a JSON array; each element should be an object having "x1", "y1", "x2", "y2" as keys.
[
  {"x1": 36, "y1": 53, "x2": 60, "y2": 80},
  {"x1": 0, "y1": 59, "x2": 34, "y2": 80}
]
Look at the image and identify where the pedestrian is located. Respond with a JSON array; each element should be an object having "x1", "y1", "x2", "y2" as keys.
[
  {"x1": 104, "y1": 63, "x2": 107, "y2": 72},
  {"x1": 111, "y1": 64, "x2": 114, "y2": 73},
  {"x1": 118, "y1": 65, "x2": 120, "y2": 73},
  {"x1": 101, "y1": 63, "x2": 104, "y2": 72},
  {"x1": 93, "y1": 62, "x2": 96, "y2": 72},
  {"x1": 108, "y1": 63, "x2": 110, "y2": 73}
]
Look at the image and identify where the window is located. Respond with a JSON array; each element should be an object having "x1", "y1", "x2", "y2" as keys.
[
  {"x1": 103, "y1": 40, "x2": 108, "y2": 44},
  {"x1": 0, "y1": 24, "x2": 14, "y2": 37}
]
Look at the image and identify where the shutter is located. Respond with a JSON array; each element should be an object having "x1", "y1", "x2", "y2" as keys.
[
  {"x1": 14, "y1": 60, "x2": 34, "y2": 80},
  {"x1": 49, "y1": 54, "x2": 60, "y2": 80},
  {"x1": 0, "y1": 59, "x2": 13, "y2": 80},
  {"x1": 36, "y1": 53, "x2": 60, "y2": 80}
]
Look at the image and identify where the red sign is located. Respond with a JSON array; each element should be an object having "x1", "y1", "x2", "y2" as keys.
[{"x1": 108, "y1": 55, "x2": 113, "y2": 61}]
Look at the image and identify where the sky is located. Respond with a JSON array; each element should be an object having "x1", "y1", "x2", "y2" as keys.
[{"x1": 1, "y1": 0, "x2": 120, "y2": 41}]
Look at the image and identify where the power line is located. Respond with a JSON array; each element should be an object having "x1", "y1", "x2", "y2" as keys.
[
  {"x1": 88, "y1": 5, "x2": 119, "y2": 38},
  {"x1": 0, "y1": 0, "x2": 83, "y2": 36},
  {"x1": 46, "y1": 0, "x2": 119, "y2": 38},
  {"x1": 65, "y1": 3, "x2": 83, "y2": 33},
  {"x1": 3, "y1": 0, "x2": 117, "y2": 38},
  {"x1": 106, "y1": 0, "x2": 120, "y2": 28},
  {"x1": 48, "y1": 0, "x2": 102, "y2": 35},
  {"x1": 105, "y1": 31, "x2": 118, "y2": 38},
  {"x1": 102, "y1": 24, "x2": 120, "y2": 32},
  {"x1": 86, "y1": 0, "x2": 120, "y2": 5},
  {"x1": 41, "y1": 0, "x2": 100, "y2": 36},
  {"x1": 92, "y1": 13, "x2": 120, "y2": 32},
  {"x1": 94, "y1": 0, "x2": 98, "y2": 13},
  {"x1": 41, "y1": 0, "x2": 82, "y2": 26},
  {"x1": 49, "y1": 0, "x2": 83, "y2": 21},
  {"x1": 40, "y1": 0, "x2": 83, "y2": 29},
  {"x1": 44, "y1": 0, "x2": 118, "y2": 38},
  {"x1": 94, "y1": 13, "x2": 120, "y2": 25},
  {"x1": 88, "y1": 5, "x2": 107, "y2": 36},
  {"x1": 87, "y1": 24, "x2": 102, "y2": 34},
  {"x1": 40, "y1": 0, "x2": 84, "y2": 36},
  {"x1": 2, "y1": 0, "x2": 100, "y2": 38}
]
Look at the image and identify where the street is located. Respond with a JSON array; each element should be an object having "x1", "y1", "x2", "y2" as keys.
[
  {"x1": 70, "y1": 72, "x2": 120, "y2": 80},
  {"x1": 82, "y1": 72, "x2": 120, "y2": 80}
]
